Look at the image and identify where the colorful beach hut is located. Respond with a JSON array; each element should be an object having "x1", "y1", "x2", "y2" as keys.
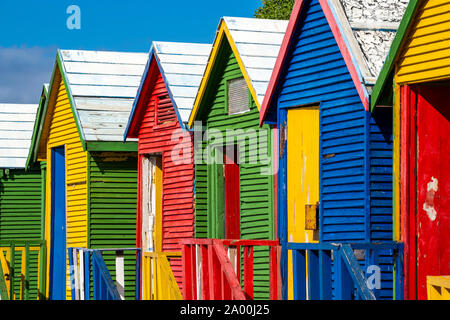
[
  {"x1": 0, "y1": 90, "x2": 46, "y2": 300},
  {"x1": 184, "y1": 17, "x2": 288, "y2": 300},
  {"x1": 27, "y1": 49, "x2": 147, "y2": 300},
  {"x1": 371, "y1": 0, "x2": 450, "y2": 300},
  {"x1": 259, "y1": 0, "x2": 407, "y2": 300},
  {"x1": 124, "y1": 41, "x2": 211, "y2": 299}
]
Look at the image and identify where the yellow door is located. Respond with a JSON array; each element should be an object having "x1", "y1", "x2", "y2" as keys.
[{"x1": 287, "y1": 106, "x2": 319, "y2": 299}]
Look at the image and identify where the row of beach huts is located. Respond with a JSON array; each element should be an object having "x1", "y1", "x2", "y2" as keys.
[{"x1": 0, "y1": 0, "x2": 448, "y2": 301}]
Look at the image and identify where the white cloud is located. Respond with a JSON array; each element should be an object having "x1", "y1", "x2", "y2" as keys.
[{"x1": 0, "y1": 46, "x2": 56, "y2": 104}]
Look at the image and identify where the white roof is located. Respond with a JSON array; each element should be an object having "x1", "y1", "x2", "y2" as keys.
[
  {"x1": 223, "y1": 17, "x2": 288, "y2": 105},
  {"x1": 153, "y1": 42, "x2": 211, "y2": 123},
  {"x1": 332, "y1": 0, "x2": 408, "y2": 88},
  {"x1": 59, "y1": 50, "x2": 148, "y2": 142},
  {"x1": 0, "y1": 104, "x2": 38, "y2": 168}
]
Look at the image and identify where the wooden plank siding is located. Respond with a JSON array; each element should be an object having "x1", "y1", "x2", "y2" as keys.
[
  {"x1": 396, "y1": 0, "x2": 450, "y2": 85},
  {"x1": 194, "y1": 39, "x2": 275, "y2": 300},
  {"x1": 44, "y1": 77, "x2": 88, "y2": 299},
  {"x1": 0, "y1": 164, "x2": 45, "y2": 299},
  {"x1": 265, "y1": 0, "x2": 396, "y2": 299},
  {"x1": 88, "y1": 151, "x2": 138, "y2": 300},
  {"x1": 135, "y1": 67, "x2": 194, "y2": 292}
]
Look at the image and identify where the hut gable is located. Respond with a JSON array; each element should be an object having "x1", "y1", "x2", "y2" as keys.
[
  {"x1": 188, "y1": 17, "x2": 288, "y2": 128},
  {"x1": 125, "y1": 42, "x2": 211, "y2": 138},
  {"x1": 0, "y1": 103, "x2": 38, "y2": 169}
]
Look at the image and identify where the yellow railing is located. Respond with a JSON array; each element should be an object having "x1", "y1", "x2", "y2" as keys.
[
  {"x1": 142, "y1": 252, "x2": 182, "y2": 300},
  {"x1": 427, "y1": 276, "x2": 450, "y2": 300},
  {"x1": 0, "y1": 240, "x2": 46, "y2": 300}
]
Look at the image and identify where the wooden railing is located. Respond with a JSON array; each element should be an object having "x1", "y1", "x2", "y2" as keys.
[
  {"x1": 427, "y1": 276, "x2": 450, "y2": 300},
  {"x1": 142, "y1": 252, "x2": 182, "y2": 300},
  {"x1": 181, "y1": 239, "x2": 281, "y2": 300},
  {"x1": 0, "y1": 240, "x2": 46, "y2": 300},
  {"x1": 68, "y1": 247, "x2": 141, "y2": 300},
  {"x1": 287, "y1": 242, "x2": 404, "y2": 300}
]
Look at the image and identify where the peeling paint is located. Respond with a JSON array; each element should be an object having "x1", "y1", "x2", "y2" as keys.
[{"x1": 423, "y1": 177, "x2": 438, "y2": 221}]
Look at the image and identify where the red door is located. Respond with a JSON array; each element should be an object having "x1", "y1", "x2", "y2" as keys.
[
  {"x1": 415, "y1": 84, "x2": 450, "y2": 299},
  {"x1": 224, "y1": 146, "x2": 240, "y2": 239}
]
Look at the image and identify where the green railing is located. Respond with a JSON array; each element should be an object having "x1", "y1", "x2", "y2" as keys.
[{"x1": 0, "y1": 240, "x2": 46, "y2": 300}]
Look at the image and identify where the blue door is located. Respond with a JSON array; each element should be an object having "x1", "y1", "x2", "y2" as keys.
[{"x1": 49, "y1": 146, "x2": 66, "y2": 300}]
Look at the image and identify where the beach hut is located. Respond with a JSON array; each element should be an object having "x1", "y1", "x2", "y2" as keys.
[
  {"x1": 183, "y1": 17, "x2": 288, "y2": 300},
  {"x1": 259, "y1": 0, "x2": 407, "y2": 300},
  {"x1": 0, "y1": 89, "x2": 46, "y2": 300},
  {"x1": 371, "y1": 0, "x2": 450, "y2": 300},
  {"x1": 27, "y1": 49, "x2": 147, "y2": 300},
  {"x1": 124, "y1": 41, "x2": 211, "y2": 299}
]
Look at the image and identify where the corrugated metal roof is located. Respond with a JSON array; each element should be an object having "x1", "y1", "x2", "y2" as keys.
[
  {"x1": 0, "y1": 103, "x2": 38, "y2": 168},
  {"x1": 59, "y1": 50, "x2": 148, "y2": 142},
  {"x1": 223, "y1": 17, "x2": 288, "y2": 106},
  {"x1": 153, "y1": 42, "x2": 211, "y2": 124},
  {"x1": 333, "y1": 0, "x2": 408, "y2": 87}
]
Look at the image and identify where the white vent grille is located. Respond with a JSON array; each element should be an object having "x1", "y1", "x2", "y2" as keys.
[{"x1": 228, "y1": 78, "x2": 249, "y2": 115}]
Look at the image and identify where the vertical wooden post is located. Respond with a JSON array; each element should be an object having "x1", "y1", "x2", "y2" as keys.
[
  {"x1": 201, "y1": 245, "x2": 209, "y2": 300},
  {"x1": 68, "y1": 248, "x2": 75, "y2": 300},
  {"x1": 269, "y1": 246, "x2": 278, "y2": 300},
  {"x1": 292, "y1": 249, "x2": 306, "y2": 300},
  {"x1": 135, "y1": 250, "x2": 141, "y2": 301},
  {"x1": 24, "y1": 244, "x2": 30, "y2": 300},
  {"x1": 307, "y1": 250, "x2": 320, "y2": 300},
  {"x1": 79, "y1": 250, "x2": 84, "y2": 300},
  {"x1": 243, "y1": 246, "x2": 254, "y2": 300},
  {"x1": 73, "y1": 249, "x2": 80, "y2": 300},
  {"x1": 335, "y1": 248, "x2": 352, "y2": 300},
  {"x1": 84, "y1": 250, "x2": 90, "y2": 300},
  {"x1": 196, "y1": 245, "x2": 202, "y2": 300},
  {"x1": 115, "y1": 250, "x2": 125, "y2": 300},
  {"x1": 182, "y1": 244, "x2": 192, "y2": 299},
  {"x1": 10, "y1": 244, "x2": 14, "y2": 300},
  {"x1": 319, "y1": 250, "x2": 332, "y2": 300}
]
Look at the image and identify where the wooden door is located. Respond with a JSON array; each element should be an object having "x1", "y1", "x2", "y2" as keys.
[
  {"x1": 224, "y1": 145, "x2": 240, "y2": 239},
  {"x1": 142, "y1": 156, "x2": 163, "y2": 253},
  {"x1": 415, "y1": 85, "x2": 450, "y2": 299},
  {"x1": 49, "y1": 146, "x2": 66, "y2": 300},
  {"x1": 286, "y1": 106, "x2": 319, "y2": 299}
]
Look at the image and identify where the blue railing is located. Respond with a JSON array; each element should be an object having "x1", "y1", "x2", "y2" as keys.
[
  {"x1": 287, "y1": 242, "x2": 404, "y2": 300},
  {"x1": 68, "y1": 247, "x2": 141, "y2": 300}
]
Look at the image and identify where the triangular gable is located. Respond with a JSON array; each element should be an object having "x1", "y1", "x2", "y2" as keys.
[
  {"x1": 124, "y1": 41, "x2": 211, "y2": 138},
  {"x1": 31, "y1": 49, "x2": 147, "y2": 160},
  {"x1": 260, "y1": 0, "x2": 407, "y2": 124},
  {"x1": 188, "y1": 17, "x2": 288, "y2": 129},
  {"x1": 25, "y1": 83, "x2": 49, "y2": 169}
]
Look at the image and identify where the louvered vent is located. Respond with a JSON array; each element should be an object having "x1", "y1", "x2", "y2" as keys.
[
  {"x1": 228, "y1": 77, "x2": 249, "y2": 115},
  {"x1": 157, "y1": 94, "x2": 176, "y2": 125}
]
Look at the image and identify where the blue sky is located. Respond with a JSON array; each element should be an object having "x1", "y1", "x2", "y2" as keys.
[{"x1": 0, "y1": 0, "x2": 262, "y2": 103}]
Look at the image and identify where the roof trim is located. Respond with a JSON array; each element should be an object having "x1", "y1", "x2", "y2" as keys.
[
  {"x1": 320, "y1": 0, "x2": 370, "y2": 110},
  {"x1": 259, "y1": 0, "x2": 305, "y2": 126},
  {"x1": 188, "y1": 18, "x2": 261, "y2": 129},
  {"x1": 25, "y1": 84, "x2": 49, "y2": 169},
  {"x1": 85, "y1": 141, "x2": 138, "y2": 152},
  {"x1": 56, "y1": 50, "x2": 87, "y2": 147},
  {"x1": 124, "y1": 43, "x2": 194, "y2": 140},
  {"x1": 259, "y1": 0, "x2": 374, "y2": 125},
  {"x1": 370, "y1": 0, "x2": 420, "y2": 111},
  {"x1": 123, "y1": 47, "x2": 154, "y2": 140}
]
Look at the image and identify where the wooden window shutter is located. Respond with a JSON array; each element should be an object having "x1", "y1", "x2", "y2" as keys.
[
  {"x1": 228, "y1": 77, "x2": 249, "y2": 115},
  {"x1": 156, "y1": 94, "x2": 176, "y2": 125}
]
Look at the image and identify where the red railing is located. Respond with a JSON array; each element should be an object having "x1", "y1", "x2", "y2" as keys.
[{"x1": 181, "y1": 239, "x2": 281, "y2": 300}]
